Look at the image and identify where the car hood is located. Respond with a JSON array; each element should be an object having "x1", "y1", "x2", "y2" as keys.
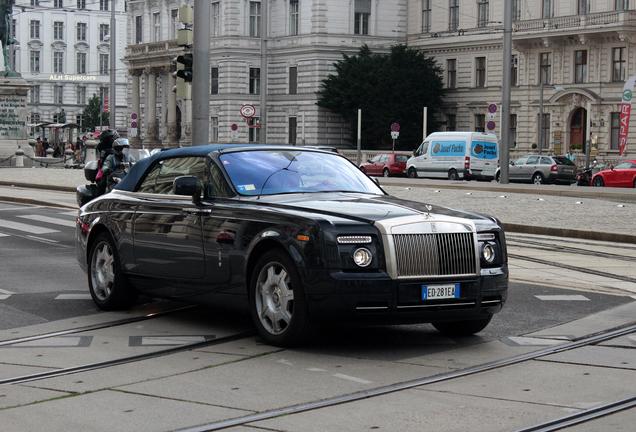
[{"x1": 259, "y1": 192, "x2": 499, "y2": 228}]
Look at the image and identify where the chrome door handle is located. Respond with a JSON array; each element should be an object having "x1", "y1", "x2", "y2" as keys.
[{"x1": 182, "y1": 208, "x2": 212, "y2": 214}]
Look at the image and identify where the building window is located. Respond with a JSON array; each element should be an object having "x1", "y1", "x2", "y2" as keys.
[
  {"x1": 53, "y1": 21, "x2": 64, "y2": 40},
  {"x1": 512, "y1": 0, "x2": 521, "y2": 20},
  {"x1": 249, "y1": 67, "x2": 260, "y2": 94},
  {"x1": 249, "y1": 1, "x2": 261, "y2": 37},
  {"x1": 542, "y1": 0, "x2": 553, "y2": 18},
  {"x1": 54, "y1": 85, "x2": 64, "y2": 105},
  {"x1": 289, "y1": 0, "x2": 299, "y2": 35},
  {"x1": 510, "y1": 114, "x2": 517, "y2": 148},
  {"x1": 249, "y1": 117, "x2": 260, "y2": 142},
  {"x1": 76, "y1": 52, "x2": 86, "y2": 74},
  {"x1": 615, "y1": 0, "x2": 629, "y2": 10},
  {"x1": 77, "y1": 0, "x2": 85, "y2": 9},
  {"x1": 475, "y1": 57, "x2": 486, "y2": 87},
  {"x1": 31, "y1": 113, "x2": 40, "y2": 124},
  {"x1": 30, "y1": 20, "x2": 39, "y2": 39},
  {"x1": 11, "y1": 19, "x2": 15, "y2": 38},
  {"x1": 99, "y1": 24, "x2": 109, "y2": 42},
  {"x1": 53, "y1": 52, "x2": 64, "y2": 73},
  {"x1": 289, "y1": 66, "x2": 297, "y2": 94},
  {"x1": 54, "y1": 0, "x2": 63, "y2": 8},
  {"x1": 31, "y1": 0, "x2": 39, "y2": 6},
  {"x1": 354, "y1": 0, "x2": 371, "y2": 35},
  {"x1": 210, "y1": 116, "x2": 219, "y2": 142},
  {"x1": 30, "y1": 85, "x2": 40, "y2": 103},
  {"x1": 422, "y1": 0, "x2": 431, "y2": 32},
  {"x1": 77, "y1": 22, "x2": 87, "y2": 41},
  {"x1": 170, "y1": 9, "x2": 178, "y2": 39},
  {"x1": 474, "y1": 114, "x2": 485, "y2": 132},
  {"x1": 447, "y1": 113, "x2": 456, "y2": 131},
  {"x1": 578, "y1": 0, "x2": 589, "y2": 14},
  {"x1": 613, "y1": 47, "x2": 626, "y2": 81},
  {"x1": 539, "y1": 52, "x2": 551, "y2": 84},
  {"x1": 447, "y1": 59, "x2": 456, "y2": 89},
  {"x1": 210, "y1": 67, "x2": 219, "y2": 94},
  {"x1": 449, "y1": 0, "x2": 459, "y2": 31},
  {"x1": 511, "y1": 55, "x2": 518, "y2": 86},
  {"x1": 152, "y1": 12, "x2": 160, "y2": 42},
  {"x1": 288, "y1": 116, "x2": 297, "y2": 145},
  {"x1": 77, "y1": 86, "x2": 86, "y2": 105},
  {"x1": 574, "y1": 50, "x2": 587, "y2": 84},
  {"x1": 477, "y1": 0, "x2": 489, "y2": 27},
  {"x1": 135, "y1": 16, "x2": 143, "y2": 44},
  {"x1": 100, "y1": 0, "x2": 108, "y2": 11},
  {"x1": 30, "y1": 50, "x2": 40, "y2": 72},
  {"x1": 539, "y1": 113, "x2": 550, "y2": 149},
  {"x1": 211, "y1": 2, "x2": 220, "y2": 36},
  {"x1": 610, "y1": 112, "x2": 620, "y2": 150},
  {"x1": 99, "y1": 53, "x2": 109, "y2": 75}
]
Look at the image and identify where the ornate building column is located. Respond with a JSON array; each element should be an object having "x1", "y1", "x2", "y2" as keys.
[
  {"x1": 166, "y1": 71, "x2": 178, "y2": 146},
  {"x1": 130, "y1": 70, "x2": 142, "y2": 148},
  {"x1": 145, "y1": 68, "x2": 159, "y2": 146}
]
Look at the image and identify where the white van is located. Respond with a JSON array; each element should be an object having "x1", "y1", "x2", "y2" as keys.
[{"x1": 406, "y1": 132, "x2": 499, "y2": 181}]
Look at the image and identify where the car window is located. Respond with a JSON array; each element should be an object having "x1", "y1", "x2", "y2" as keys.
[
  {"x1": 553, "y1": 156, "x2": 575, "y2": 166},
  {"x1": 137, "y1": 156, "x2": 208, "y2": 194},
  {"x1": 540, "y1": 157, "x2": 552, "y2": 165},
  {"x1": 379, "y1": 154, "x2": 388, "y2": 163},
  {"x1": 370, "y1": 155, "x2": 381, "y2": 163},
  {"x1": 208, "y1": 163, "x2": 234, "y2": 197},
  {"x1": 513, "y1": 157, "x2": 527, "y2": 165},
  {"x1": 421, "y1": 142, "x2": 429, "y2": 155},
  {"x1": 526, "y1": 156, "x2": 539, "y2": 164},
  {"x1": 396, "y1": 155, "x2": 408, "y2": 163},
  {"x1": 614, "y1": 162, "x2": 632, "y2": 169}
]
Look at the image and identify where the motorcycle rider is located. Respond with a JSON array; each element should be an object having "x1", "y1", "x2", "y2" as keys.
[
  {"x1": 101, "y1": 138, "x2": 135, "y2": 192},
  {"x1": 95, "y1": 129, "x2": 120, "y2": 195}
]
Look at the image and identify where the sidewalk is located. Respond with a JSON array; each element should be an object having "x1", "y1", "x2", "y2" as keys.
[{"x1": 0, "y1": 167, "x2": 635, "y2": 243}]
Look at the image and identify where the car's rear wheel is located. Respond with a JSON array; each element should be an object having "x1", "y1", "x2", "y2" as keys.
[
  {"x1": 432, "y1": 315, "x2": 493, "y2": 337},
  {"x1": 383, "y1": 168, "x2": 390, "y2": 177},
  {"x1": 360, "y1": 167, "x2": 366, "y2": 174},
  {"x1": 88, "y1": 233, "x2": 136, "y2": 310},
  {"x1": 495, "y1": 172, "x2": 501, "y2": 183},
  {"x1": 407, "y1": 167, "x2": 418, "y2": 178},
  {"x1": 593, "y1": 176, "x2": 604, "y2": 187},
  {"x1": 633, "y1": 178, "x2": 636, "y2": 188},
  {"x1": 249, "y1": 250, "x2": 309, "y2": 346},
  {"x1": 532, "y1": 172, "x2": 544, "y2": 185},
  {"x1": 448, "y1": 169, "x2": 459, "y2": 181}
]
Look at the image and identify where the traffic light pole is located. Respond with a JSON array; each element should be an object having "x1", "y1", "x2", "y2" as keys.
[
  {"x1": 109, "y1": 0, "x2": 116, "y2": 129},
  {"x1": 499, "y1": 0, "x2": 512, "y2": 184},
  {"x1": 192, "y1": 0, "x2": 210, "y2": 146}
]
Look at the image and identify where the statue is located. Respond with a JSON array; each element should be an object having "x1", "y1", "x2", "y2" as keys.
[{"x1": 0, "y1": 0, "x2": 17, "y2": 77}]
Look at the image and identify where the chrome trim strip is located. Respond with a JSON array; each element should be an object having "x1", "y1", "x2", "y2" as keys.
[
  {"x1": 481, "y1": 300, "x2": 502, "y2": 305},
  {"x1": 355, "y1": 306, "x2": 390, "y2": 310},
  {"x1": 480, "y1": 267, "x2": 505, "y2": 276},
  {"x1": 397, "y1": 302, "x2": 476, "y2": 309},
  {"x1": 111, "y1": 190, "x2": 192, "y2": 201}
]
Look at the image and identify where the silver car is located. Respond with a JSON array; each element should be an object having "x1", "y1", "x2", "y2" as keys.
[{"x1": 496, "y1": 155, "x2": 577, "y2": 184}]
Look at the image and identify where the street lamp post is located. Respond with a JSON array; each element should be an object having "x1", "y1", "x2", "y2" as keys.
[{"x1": 538, "y1": 78, "x2": 544, "y2": 155}]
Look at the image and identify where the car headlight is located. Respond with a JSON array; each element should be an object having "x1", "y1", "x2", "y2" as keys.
[
  {"x1": 352, "y1": 247, "x2": 373, "y2": 267},
  {"x1": 481, "y1": 242, "x2": 496, "y2": 264}
]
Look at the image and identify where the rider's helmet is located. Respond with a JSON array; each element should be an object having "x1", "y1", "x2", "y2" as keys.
[
  {"x1": 112, "y1": 138, "x2": 130, "y2": 156},
  {"x1": 96, "y1": 129, "x2": 119, "y2": 153}
]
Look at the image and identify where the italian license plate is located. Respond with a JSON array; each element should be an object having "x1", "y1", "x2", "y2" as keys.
[{"x1": 422, "y1": 283, "x2": 460, "y2": 301}]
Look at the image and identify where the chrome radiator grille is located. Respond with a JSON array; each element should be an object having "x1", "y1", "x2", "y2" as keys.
[{"x1": 393, "y1": 232, "x2": 476, "y2": 278}]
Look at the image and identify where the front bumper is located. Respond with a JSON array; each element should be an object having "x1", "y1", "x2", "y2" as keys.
[{"x1": 304, "y1": 266, "x2": 508, "y2": 324}]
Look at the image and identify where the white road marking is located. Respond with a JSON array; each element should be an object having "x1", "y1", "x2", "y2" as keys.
[
  {"x1": 13, "y1": 336, "x2": 84, "y2": 347},
  {"x1": 0, "y1": 233, "x2": 8, "y2": 237},
  {"x1": 277, "y1": 359, "x2": 294, "y2": 366},
  {"x1": 140, "y1": 336, "x2": 207, "y2": 346},
  {"x1": 26, "y1": 235, "x2": 59, "y2": 244},
  {"x1": 0, "y1": 295, "x2": 10, "y2": 300},
  {"x1": 507, "y1": 336, "x2": 566, "y2": 346},
  {"x1": 332, "y1": 373, "x2": 373, "y2": 385},
  {"x1": 55, "y1": 294, "x2": 92, "y2": 300},
  {"x1": 0, "y1": 205, "x2": 43, "y2": 212},
  {"x1": 535, "y1": 295, "x2": 590, "y2": 301},
  {"x1": 58, "y1": 210, "x2": 79, "y2": 216},
  {"x1": 0, "y1": 289, "x2": 14, "y2": 295},
  {"x1": 0, "y1": 218, "x2": 59, "y2": 234},
  {"x1": 18, "y1": 214, "x2": 75, "y2": 228},
  {"x1": 307, "y1": 368, "x2": 327, "y2": 372}
]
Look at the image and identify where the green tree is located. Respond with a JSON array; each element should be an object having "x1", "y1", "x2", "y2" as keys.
[
  {"x1": 317, "y1": 45, "x2": 444, "y2": 150},
  {"x1": 81, "y1": 95, "x2": 109, "y2": 132}
]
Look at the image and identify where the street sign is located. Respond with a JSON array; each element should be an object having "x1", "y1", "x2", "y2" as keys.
[
  {"x1": 230, "y1": 123, "x2": 238, "y2": 131},
  {"x1": 240, "y1": 104, "x2": 256, "y2": 119},
  {"x1": 486, "y1": 121, "x2": 496, "y2": 131},
  {"x1": 488, "y1": 103, "x2": 498, "y2": 113},
  {"x1": 390, "y1": 122, "x2": 400, "y2": 132},
  {"x1": 391, "y1": 131, "x2": 400, "y2": 140},
  {"x1": 103, "y1": 96, "x2": 109, "y2": 113}
]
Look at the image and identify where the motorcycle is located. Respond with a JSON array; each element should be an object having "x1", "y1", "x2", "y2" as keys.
[
  {"x1": 575, "y1": 160, "x2": 603, "y2": 186},
  {"x1": 76, "y1": 160, "x2": 131, "y2": 207}
]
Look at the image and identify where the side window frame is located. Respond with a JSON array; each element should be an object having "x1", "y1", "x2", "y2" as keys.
[{"x1": 207, "y1": 158, "x2": 235, "y2": 198}]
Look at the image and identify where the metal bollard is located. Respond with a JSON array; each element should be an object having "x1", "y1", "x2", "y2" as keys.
[
  {"x1": 46, "y1": 148, "x2": 54, "y2": 158},
  {"x1": 15, "y1": 148, "x2": 24, "y2": 168}
]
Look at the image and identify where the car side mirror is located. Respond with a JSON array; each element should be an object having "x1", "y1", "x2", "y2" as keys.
[
  {"x1": 509, "y1": 161, "x2": 515, "y2": 166},
  {"x1": 173, "y1": 175, "x2": 202, "y2": 204},
  {"x1": 367, "y1": 159, "x2": 373, "y2": 163},
  {"x1": 610, "y1": 164, "x2": 615, "y2": 170}
]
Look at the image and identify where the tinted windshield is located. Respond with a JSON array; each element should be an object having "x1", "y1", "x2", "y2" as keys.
[
  {"x1": 553, "y1": 156, "x2": 575, "y2": 166},
  {"x1": 396, "y1": 155, "x2": 408, "y2": 163},
  {"x1": 220, "y1": 150, "x2": 385, "y2": 196}
]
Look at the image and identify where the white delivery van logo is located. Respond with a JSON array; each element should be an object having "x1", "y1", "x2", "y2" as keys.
[
  {"x1": 471, "y1": 141, "x2": 497, "y2": 159},
  {"x1": 431, "y1": 141, "x2": 465, "y2": 157}
]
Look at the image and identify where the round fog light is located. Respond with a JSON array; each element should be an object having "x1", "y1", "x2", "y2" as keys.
[
  {"x1": 353, "y1": 247, "x2": 373, "y2": 267},
  {"x1": 481, "y1": 243, "x2": 496, "y2": 264}
]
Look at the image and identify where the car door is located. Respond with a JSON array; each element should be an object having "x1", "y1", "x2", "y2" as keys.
[
  {"x1": 367, "y1": 155, "x2": 381, "y2": 175},
  {"x1": 613, "y1": 162, "x2": 633, "y2": 187},
  {"x1": 413, "y1": 141, "x2": 430, "y2": 176},
  {"x1": 509, "y1": 157, "x2": 527, "y2": 181},
  {"x1": 132, "y1": 156, "x2": 207, "y2": 282},
  {"x1": 524, "y1": 156, "x2": 540, "y2": 181}
]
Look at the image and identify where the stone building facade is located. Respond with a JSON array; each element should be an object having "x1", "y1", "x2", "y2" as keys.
[
  {"x1": 124, "y1": 0, "x2": 406, "y2": 148},
  {"x1": 14, "y1": 0, "x2": 128, "y2": 131}
]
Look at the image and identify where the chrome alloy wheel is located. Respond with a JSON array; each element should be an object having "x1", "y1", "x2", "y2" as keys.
[
  {"x1": 255, "y1": 262, "x2": 295, "y2": 335},
  {"x1": 91, "y1": 241, "x2": 115, "y2": 301}
]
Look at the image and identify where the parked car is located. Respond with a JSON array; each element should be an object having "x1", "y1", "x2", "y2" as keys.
[
  {"x1": 495, "y1": 155, "x2": 576, "y2": 184},
  {"x1": 76, "y1": 144, "x2": 508, "y2": 346},
  {"x1": 359, "y1": 153, "x2": 408, "y2": 177},
  {"x1": 591, "y1": 160, "x2": 636, "y2": 188},
  {"x1": 407, "y1": 132, "x2": 499, "y2": 181}
]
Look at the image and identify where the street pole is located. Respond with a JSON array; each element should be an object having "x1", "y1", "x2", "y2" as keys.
[
  {"x1": 500, "y1": 0, "x2": 512, "y2": 184},
  {"x1": 192, "y1": 0, "x2": 210, "y2": 145},
  {"x1": 423, "y1": 106, "x2": 428, "y2": 140},
  {"x1": 538, "y1": 80, "x2": 544, "y2": 155},
  {"x1": 109, "y1": 0, "x2": 116, "y2": 129},
  {"x1": 356, "y1": 109, "x2": 362, "y2": 165},
  {"x1": 259, "y1": 0, "x2": 268, "y2": 143},
  {"x1": 585, "y1": 100, "x2": 592, "y2": 169}
]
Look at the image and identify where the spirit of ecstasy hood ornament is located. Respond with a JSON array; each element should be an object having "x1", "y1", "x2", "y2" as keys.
[{"x1": 424, "y1": 204, "x2": 433, "y2": 218}]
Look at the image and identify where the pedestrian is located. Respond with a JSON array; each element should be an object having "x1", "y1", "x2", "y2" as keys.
[
  {"x1": 35, "y1": 136, "x2": 42, "y2": 157},
  {"x1": 42, "y1": 138, "x2": 49, "y2": 155}
]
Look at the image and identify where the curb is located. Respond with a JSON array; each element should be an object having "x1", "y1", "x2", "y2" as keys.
[
  {"x1": 503, "y1": 223, "x2": 636, "y2": 245},
  {"x1": 0, "y1": 181, "x2": 76, "y2": 193},
  {"x1": 0, "y1": 195, "x2": 77, "y2": 209}
]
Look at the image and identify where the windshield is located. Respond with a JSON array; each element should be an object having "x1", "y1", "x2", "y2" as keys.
[{"x1": 220, "y1": 150, "x2": 385, "y2": 196}]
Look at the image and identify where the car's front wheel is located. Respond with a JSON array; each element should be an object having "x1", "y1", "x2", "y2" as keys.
[
  {"x1": 88, "y1": 233, "x2": 136, "y2": 310},
  {"x1": 432, "y1": 315, "x2": 492, "y2": 337},
  {"x1": 448, "y1": 169, "x2": 459, "y2": 181},
  {"x1": 593, "y1": 176, "x2": 604, "y2": 187},
  {"x1": 383, "y1": 168, "x2": 390, "y2": 177},
  {"x1": 532, "y1": 172, "x2": 544, "y2": 184},
  {"x1": 407, "y1": 167, "x2": 418, "y2": 178},
  {"x1": 249, "y1": 250, "x2": 309, "y2": 346}
]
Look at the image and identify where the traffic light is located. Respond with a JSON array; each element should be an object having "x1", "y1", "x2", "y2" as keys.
[{"x1": 175, "y1": 54, "x2": 193, "y2": 82}]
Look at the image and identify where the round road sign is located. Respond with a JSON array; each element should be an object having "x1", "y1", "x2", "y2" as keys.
[
  {"x1": 486, "y1": 121, "x2": 496, "y2": 131},
  {"x1": 488, "y1": 104, "x2": 498, "y2": 113},
  {"x1": 131, "y1": 113, "x2": 138, "y2": 120},
  {"x1": 240, "y1": 104, "x2": 256, "y2": 118},
  {"x1": 231, "y1": 123, "x2": 238, "y2": 131},
  {"x1": 131, "y1": 121, "x2": 138, "y2": 128},
  {"x1": 390, "y1": 122, "x2": 401, "y2": 132}
]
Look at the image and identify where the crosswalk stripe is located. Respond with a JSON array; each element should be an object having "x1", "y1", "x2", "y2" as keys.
[
  {"x1": 0, "y1": 218, "x2": 59, "y2": 234},
  {"x1": 0, "y1": 233, "x2": 8, "y2": 237},
  {"x1": 18, "y1": 214, "x2": 75, "y2": 228},
  {"x1": 54, "y1": 294, "x2": 92, "y2": 300},
  {"x1": 535, "y1": 295, "x2": 590, "y2": 301},
  {"x1": 0, "y1": 294, "x2": 10, "y2": 300},
  {"x1": 58, "y1": 210, "x2": 79, "y2": 217}
]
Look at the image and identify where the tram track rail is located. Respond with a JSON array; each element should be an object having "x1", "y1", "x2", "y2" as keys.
[
  {"x1": 506, "y1": 234, "x2": 636, "y2": 251},
  {"x1": 507, "y1": 238, "x2": 636, "y2": 263},
  {"x1": 175, "y1": 322, "x2": 636, "y2": 432}
]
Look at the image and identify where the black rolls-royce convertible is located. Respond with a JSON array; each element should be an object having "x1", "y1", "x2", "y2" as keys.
[{"x1": 76, "y1": 145, "x2": 508, "y2": 346}]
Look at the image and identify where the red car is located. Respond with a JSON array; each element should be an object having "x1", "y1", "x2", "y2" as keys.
[
  {"x1": 591, "y1": 160, "x2": 636, "y2": 188},
  {"x1": 360, "y1": 153, "x2": 408, "y2": 177}
]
